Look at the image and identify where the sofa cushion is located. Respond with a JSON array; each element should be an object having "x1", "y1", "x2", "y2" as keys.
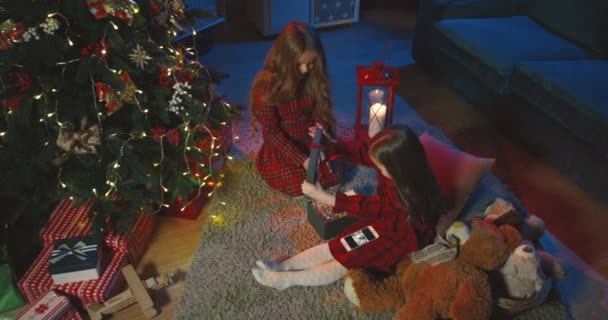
[
  {"x1": 527, "y1": 0, "x2": 608, "y2": 57},
  {"x1": 433, "y1": 16, "x2": 588, "y2": 93},
  {"x1": 510, "y1": 59, "x2": 608, "y2": 157},
  {"x1": 420, "y1": 132, "x2": 495, "y2": 236},
  {"x1": 412, "y1": 0, "x2": 526, "y2": 65}
]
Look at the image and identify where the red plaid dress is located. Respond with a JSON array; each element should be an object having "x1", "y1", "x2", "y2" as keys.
[
  {"x1": 328, "y1": 141, "x2": 436, "y2": 274},
  {"x1": 253, "y1": 84, "x2": 342, "y2": 197}
]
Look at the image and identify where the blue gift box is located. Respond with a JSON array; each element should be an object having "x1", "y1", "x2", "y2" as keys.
[{"x1": 48, "y1": 234, "x2": 102, "y2": 284}]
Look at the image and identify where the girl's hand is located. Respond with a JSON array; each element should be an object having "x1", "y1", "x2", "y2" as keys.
[
  {"x1": 302, "y1": 180, "x2": 336, "y2": 206},
  {"x1": 301, "y1": 180, "x2": 321, "y2": 197},
  {"x1": 308, "y1": 123, "x2": 336, "y2": 144},
  {"x1": 302, "y1": 157, "x2": 309, "y2": 170}
]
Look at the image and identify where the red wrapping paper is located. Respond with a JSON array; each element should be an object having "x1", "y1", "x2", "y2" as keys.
[
  {"x1": 53, "y1": 250, "x2": 127, "y2": 305},
  {"x1": 17, "y1": 246, "x2": 54, "y2": 303},
  {"x1": 104, "y1": 214, "x2": 156, "y2": 264},
  {"x1": 40, "y1": 199, "x2": 156, "y2": 265},
  {"x1": 15, "y1": 289, "x2": 82, "y2": 320},
  {"x1": 40, "y1": 199, "x2": 95, "y2": 247}
]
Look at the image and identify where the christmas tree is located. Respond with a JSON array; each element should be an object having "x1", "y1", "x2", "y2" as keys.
[{"x1": 0, "y1": 0, "x2": 239, "y2": 231}]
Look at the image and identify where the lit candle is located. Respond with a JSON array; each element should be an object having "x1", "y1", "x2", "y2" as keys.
[{"x1": 368, "y1": 89, "x2": 387, "y2": 137}]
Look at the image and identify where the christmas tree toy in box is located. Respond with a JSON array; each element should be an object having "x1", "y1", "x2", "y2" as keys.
[{"x1": 306, "y1": 128, "x2": 356, "y2": 240}]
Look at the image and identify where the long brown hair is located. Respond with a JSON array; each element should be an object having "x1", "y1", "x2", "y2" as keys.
[
  {"x1": 369, "y1": 126, "x2": 448, "y2": 223},
  {"x1": 249, "y1": 21, "x2": 336, "y2": 135}
]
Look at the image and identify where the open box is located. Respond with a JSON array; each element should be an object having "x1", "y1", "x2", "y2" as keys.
[{"x1": 306, "y1": 129, "x2": 356, "y2": 240}]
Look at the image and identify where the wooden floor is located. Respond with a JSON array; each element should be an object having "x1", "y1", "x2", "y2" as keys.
[{"x1": 107, "y1": 204, "x2": 210, "y2": 319}]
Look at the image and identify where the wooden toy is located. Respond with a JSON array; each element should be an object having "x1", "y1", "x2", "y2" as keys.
[{"x1": 85, "y1": 264, "x2": 174, "y2": 320}]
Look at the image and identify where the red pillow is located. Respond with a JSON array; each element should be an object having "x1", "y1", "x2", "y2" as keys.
[{"x1": 419, "y1": 133, "x2": 495, "y2": 234}]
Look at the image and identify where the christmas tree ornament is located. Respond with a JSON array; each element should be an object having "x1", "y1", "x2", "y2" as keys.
[
  {"x1": 55, "y1": 119, "x2": 102, "y2": 162},
  {"x1": 40, "y1": 16, "x2": 60, "y2": 35},
  {"x1": 168, "y1": 81, "x2": 191, "y2": 115},
  {"x1": 128, "y1": 44, "x2": 152, "y2": 69},
  {"x1": 81, "y1": 39, "x2": 110, "y2": 59},
  {"x1": 96, "y1": 71, "x2": 138, "y2": 115},
  {"x1": 166, "y1": 0, "x2": 186, "y2": 19},
  {"x1": 150, "y1": 0, "x2": 186, "y2": 30},
  {"x1": 87, "y1": 0, "x2": 140, "y2": 24},
  {"x1": 96, "y1": 82, "x2": 122, "y2": 113},
  {"x1": 0, "y1": 71, "x2": 31, "y2": 110},
  {"x1": 0, "y1": 19, "x2": 25, "y2": 50},
  {"x1": 151, "y1": 127, "x2": 180, "y2": 145},
  {"x1": 157, "y1": 63, "x2": 196, "y2": 89},
  {"x1": 117, "y1": 72, "x2": 138, "y2": 103}
]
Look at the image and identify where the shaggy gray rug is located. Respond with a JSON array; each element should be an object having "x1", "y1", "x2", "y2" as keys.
[{"x1": 174, "y1": 125, "x2": 570, "y2": 319}]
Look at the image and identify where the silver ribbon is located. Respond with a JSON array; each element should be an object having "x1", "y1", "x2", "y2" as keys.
[{"x1": 49, "y1": 241, "x2": 95, "y2": 264}]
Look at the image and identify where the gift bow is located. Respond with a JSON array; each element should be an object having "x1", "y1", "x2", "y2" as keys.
[
  {"x1": 49, "y1": 241, "x2": 96, "y2": 264},
  {"x1": 410, "y1": 234, "x2": 460, "y2": 266},
  {"x1": 150, "y1": 0, "x2": 186, "y2": 29},
  {"x1": 56, "y1": 120, "x2": 101, "y2": 156},
  {"x1": 87, "y1": 0, "x2": 140, "y2": 24},
  {"x1": 96, "y1": 71, "x2": 138, "y2": 115}
]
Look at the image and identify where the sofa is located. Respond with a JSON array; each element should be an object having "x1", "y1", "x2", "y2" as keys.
[{"x1": 411, "y1": 0, "x2": 608, "y2": 206}]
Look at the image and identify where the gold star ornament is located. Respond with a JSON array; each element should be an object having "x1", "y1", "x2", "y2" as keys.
[{"x1": 129, "y1": 44, "x2": 152, "y2": 69}]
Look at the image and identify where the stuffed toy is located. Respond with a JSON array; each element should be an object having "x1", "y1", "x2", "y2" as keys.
[
  {"x1": 482, "y1": 198, "x2": 566, "y2": 316},
  {"x1": 491, "y1": 240, "x2": 565, "y2": 316},
  {"x1": 344, "y1": 218, "x2": 522, "y2": 320},
  {"x1": 482, "y1": 197, "x2": 545, "y2": 241}
]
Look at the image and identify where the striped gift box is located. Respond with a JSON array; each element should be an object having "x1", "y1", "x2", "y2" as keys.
[
  {"x1": 104, "y1": 214, "x2": 156, "y2": 264},
  {"x1": 40, "y1": 199, "x2": 95, "y2": 248},
  {"x1": 17, "y1": 245, "x2": 54, "y2": 303},
  {"x1": 41, "y1": 199, "x2": 156, "y2": 265}
]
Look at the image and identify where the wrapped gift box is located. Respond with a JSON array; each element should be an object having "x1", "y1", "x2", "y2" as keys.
[
  {"x1": 41, "y1": 199, "x2": 156, "y2": 265},
  {"x1": 18, "y1": 246, "x2": 54, "y2": 303},
  {"x1": 53, "y1": 249, "x2": 126, "y2": 305},
  {"x1": 307, "y1": 201, "x2": 357, "y2": 240},
  {"x1": 104, "y1": 213, "x2": 156, "y2": 264},
  {"x1": 49, "y1": 235, "x2": 102, "y2": 285},
  {"x1": 40, "y1": 199, "x2": 95, "y2": 248},
  {"x1": 15, "y1": 289, "x2": 83, "y2": 320}
]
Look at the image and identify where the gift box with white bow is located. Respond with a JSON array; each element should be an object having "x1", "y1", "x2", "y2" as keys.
[{"x1": 48, "y1": 235, "x2": 102, "y2": 285}]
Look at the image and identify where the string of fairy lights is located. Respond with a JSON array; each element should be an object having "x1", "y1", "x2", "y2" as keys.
[{"x1": 1, "y1": 5, "x2": 239, "y2": 218}]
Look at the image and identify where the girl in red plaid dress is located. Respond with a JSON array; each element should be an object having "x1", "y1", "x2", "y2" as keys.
[
  {"x1": 252, "y1": 126, "x2": 449, "y2": 290},
  {"x1": 249, "y1": 21, "x2": 342, "y2": 197}
]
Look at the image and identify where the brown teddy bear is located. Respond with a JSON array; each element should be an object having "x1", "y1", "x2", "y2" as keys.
[{"x1": 344, "y1": 218, "x2": 522, "y2": 320}]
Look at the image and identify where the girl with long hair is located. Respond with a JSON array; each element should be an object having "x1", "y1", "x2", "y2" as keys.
[
  {"x1": 249, "y1": 21, "x2": 341, "y2": 197},
  {"x1": 252, "y1": 126, "x2": 449, "y2": 290}
]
